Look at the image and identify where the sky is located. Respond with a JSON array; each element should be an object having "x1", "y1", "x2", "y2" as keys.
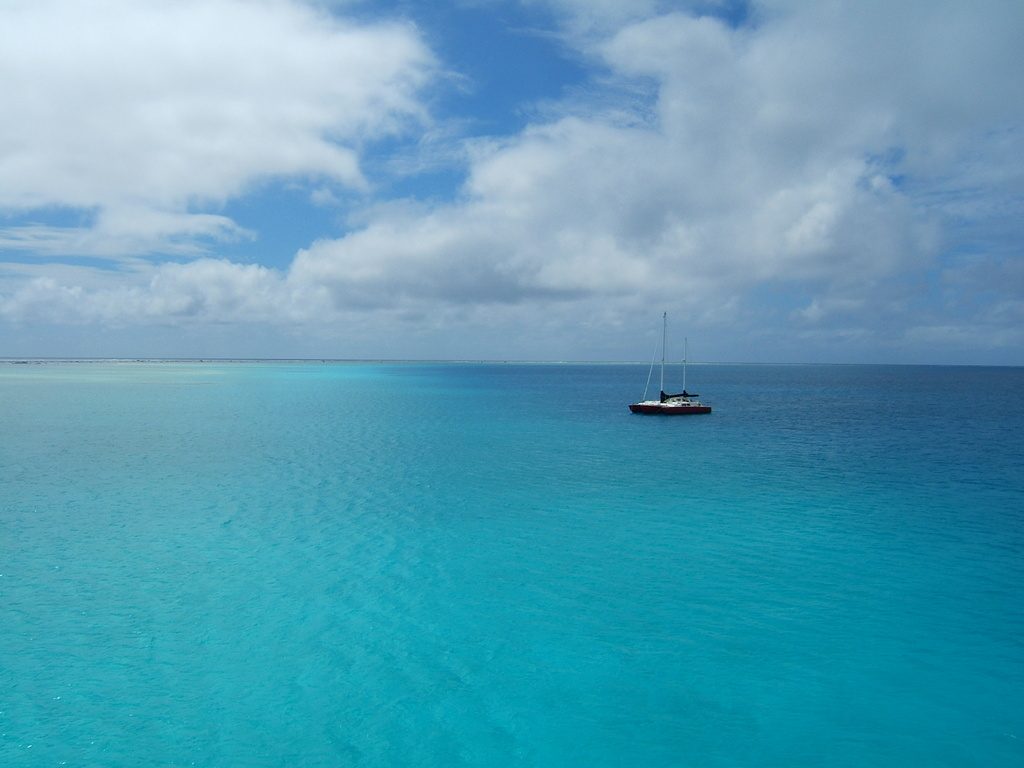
[{"x1": 1, "y1": 0, "x2": 1022, "y2": 364}]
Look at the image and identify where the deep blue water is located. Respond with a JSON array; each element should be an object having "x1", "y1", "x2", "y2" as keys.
[{"x1": 2, "y1": 361, "x2": 1022, "y2": 766}]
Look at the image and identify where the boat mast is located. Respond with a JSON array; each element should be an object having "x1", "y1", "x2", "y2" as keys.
[
  {"x1": 660, "y1": 311, "x2": 666, "y2": 396},
  {"x1": 683, "y1": 336, "x2": 687, "y2": 392}
]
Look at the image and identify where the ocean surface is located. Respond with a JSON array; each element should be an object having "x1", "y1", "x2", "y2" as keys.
[{"x1": 2, "y1": 361, "x2": 1022, "y2": 767}]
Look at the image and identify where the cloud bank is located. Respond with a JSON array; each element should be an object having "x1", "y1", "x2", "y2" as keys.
[
  {"x1": 0, "y1": 0, "x2": 434, "y2": 255},
  {"x1": 2, "y1": 0, "x2": 1022, "y2": 362}
]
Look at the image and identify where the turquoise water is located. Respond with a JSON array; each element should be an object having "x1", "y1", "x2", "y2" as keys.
[{"x1": 2, "y1": 361, "x2": 1022, "y2": 766}]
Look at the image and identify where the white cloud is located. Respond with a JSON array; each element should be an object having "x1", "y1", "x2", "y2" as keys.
[
  {"x1": 794, "y1": 297, "x2": 865, "y2": 325},
  {"x1": 0, "y1": 0, "x2": 435, "y2": 253},
  {"x1": 289, "y1": 4, "x2": 957, "y2": 317},
  {"x1": 0, "y1": 259, "x2": 326, "y2": 326},
  {"x1": 523, "y1": 0, "x2": 664, "y2": 37},
  {"x1": 2, "y1": 0, "x2": 1022, "y2": 362},
  {"x1": 0, "y1": 209, "x2": 252, "y2": 259}
]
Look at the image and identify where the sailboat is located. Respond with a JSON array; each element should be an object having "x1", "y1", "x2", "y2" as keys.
[{"x1": 629, "y1": 312, "x2": 712, "y2": 415}]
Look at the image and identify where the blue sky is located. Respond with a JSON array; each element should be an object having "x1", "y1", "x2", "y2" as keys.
[{"x1": 1, "y1": 0, "x2": 1022, "y2": 363}]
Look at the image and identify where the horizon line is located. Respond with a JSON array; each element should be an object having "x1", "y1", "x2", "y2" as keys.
[{"x1": 1, "y1": 357, "x2": 1020, "y2": 369}]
